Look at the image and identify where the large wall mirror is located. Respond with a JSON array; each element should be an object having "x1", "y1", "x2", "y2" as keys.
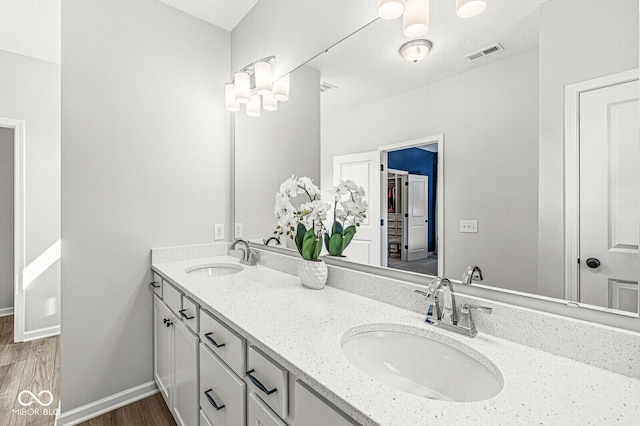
[{"x1": 234, "y1": 0, "x2": 639, "y2": 320}]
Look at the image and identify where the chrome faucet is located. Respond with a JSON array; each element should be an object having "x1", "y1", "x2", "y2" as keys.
[
  {"x1": 462, "y1": 266, "x2": 483, "y2": 284},
  {"x1": 415, "y1": 276, "x2": 492, "y2": 338},
  {"x1": 263, "y1": 236, "x2": 281, "y2": 246},
  {"x1": 231, "y1": 239, "x2": 256, "y2": 266}
]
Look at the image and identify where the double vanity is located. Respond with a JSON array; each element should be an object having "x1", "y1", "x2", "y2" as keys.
[{"x1": 150, "y1": 243, "x2": 640, "y2": 426}]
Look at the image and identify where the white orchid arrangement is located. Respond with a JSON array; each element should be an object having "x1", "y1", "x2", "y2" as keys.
[
  {"x1": 324, "y1": 180, "x2": 368, "y2": 257},
  {"x1": 274, "y1": 176, "x2": 330, "y2": 261}
]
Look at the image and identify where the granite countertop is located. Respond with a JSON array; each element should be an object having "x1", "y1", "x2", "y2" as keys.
[{"x1": 152, "y1": 255, "x2": 640, "y2": 426}]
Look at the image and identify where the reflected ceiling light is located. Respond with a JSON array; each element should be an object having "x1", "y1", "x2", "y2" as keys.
[
  {"x1": 456, "y1": 0, "x2": 487, "y2": 18},
  {"x1": 377, "y1": 0, "x2": 405, "y2": 20},
  {"x1": 403, "y1": 0, "x2": 430, "y2": 38},
  {"x1": 263, "y1": 93, "x2": 278, "y2": 111},
  {"x1": 399, "y1": 39, "x2": 432, "y2": 63},
  {"x1": 225, "y1": 83, "x2": 239, "y2": 112},
  {"x1": 273, "y1": 74, "x2": 290, "y2": 102},
  {"x1": 234, "y1": 72, "x2": 251, "y2": 104},
  {"x1": 255, "y1": 61, "x2": 273, "y2": 96},
  {"x1": 246, "y1": 94, "x2": 261, "y2": 117}
]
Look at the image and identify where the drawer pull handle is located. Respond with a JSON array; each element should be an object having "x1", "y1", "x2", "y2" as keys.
[
  {"x1": 150, "y1": 281, "x2": 160, "y2": 288},
  {"x1": 179, "y1": 309, "x2": 194, "y2": 320},
  {"x1": 246, "y1": 369, "x2": 277, "y2": 395},
  {"x1": 204, "y1": 332, "x2": 225, "y2": 348},
  {"x1": 165, "y1": 320, "x2": 173, "y2": 327},
  {"x1": 204, "y1": 389, "x2": 225, "y2": 411}
]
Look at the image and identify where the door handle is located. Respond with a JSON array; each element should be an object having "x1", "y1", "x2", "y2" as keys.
[{"x1": 585, "y1": 258, "x2": 601, "y2": 269}]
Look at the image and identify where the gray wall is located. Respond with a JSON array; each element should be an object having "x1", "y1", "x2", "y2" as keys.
[
  {"x1": 61, "y1": 0, "x2": 230, "y2": 413},
  {"x1": 0, "y1": 50, "x2": 60, "y2": 331},
  {"x1": 537, "y1": 0, "x2": 639, "y2": 297},
  {"x1": 235, "y1": 65, "x2": 321, "y2": 241},
  {"x1": 0, "y1": 128, "x2": 14, "y2": 311},
  {"x1": 321, "y1": 49, "x2": 540, "y2": 293}
]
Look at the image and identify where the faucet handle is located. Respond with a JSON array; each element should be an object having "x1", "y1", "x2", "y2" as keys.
[
  {"x1": 414, "y1": 289, "x2": 428, "y2": 297},
  {"x1": 462, "y1": 303, "x2": 492, "y2": 315}
]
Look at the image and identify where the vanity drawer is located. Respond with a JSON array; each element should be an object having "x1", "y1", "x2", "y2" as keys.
[
  {"x1": 200, "y1": 410, "x2": 213, "y2": 426},
  {"x1": 200, "y1": 344, "x2": 246, "y2": 426},
  {"x1": 200, "y1": 310, "x2": 246, "y2": 376},
  {"x1": 247, "y1": 392, "x2": 286, "y2": 426},
  {"x1": 163, "y1": 281, "x2": 182, "y2": 316},
  {"x1": 246, "y1": 346, "x2": 288, "y2": 419},
  {"x1": 150, "y1": 272, "x2": 163, "y2": 298},
  {"x1": 295, "y1": 380, "x2": 356, "y2": 426},
  {"x1": 180, "y1": 296, "x2": 199, "y2": 333}
]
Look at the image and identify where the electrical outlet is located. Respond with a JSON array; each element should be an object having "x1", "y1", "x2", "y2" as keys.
[
  {"x1": 235, "y1": 223, "x2": 243, "y2": 238},
  {"x1": 460, "y1": 220, "x2": 478, "y2": 233},
  {"x1": 214, "y1": 224, "x2": 224, "y2": 240}
]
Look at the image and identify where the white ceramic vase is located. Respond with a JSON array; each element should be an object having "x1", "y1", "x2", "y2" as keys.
[{"x1": 298, "y1": 259, "x2": 328, "y2": 290}]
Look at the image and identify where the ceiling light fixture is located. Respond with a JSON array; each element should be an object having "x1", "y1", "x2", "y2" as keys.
[
  {"x1": 399, "y1": 39, "x2": 433, "y2": 63},
  {"x1": 377, "y1": 0, "x2": 405, "y2": 20},
  {"x1": 224, "y1": 56, "x2": 291, "y2": 116},
  {"x1": 456, "y1": 0, "x2": 487, "y2": 18}
]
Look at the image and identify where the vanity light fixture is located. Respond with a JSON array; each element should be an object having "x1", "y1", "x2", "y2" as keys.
[
  {"x1": 456, "y1": 0, "x2": 487, "y2": 18},
  {"x1": 225, "y1": 56, "x2": 291, "y2": 116},
  {"x1": 399, "y1": 39, "x2": 432, "y2": 63},
  {"x1": 377, "y1": 0, "x2": 487, "y2": 39}
]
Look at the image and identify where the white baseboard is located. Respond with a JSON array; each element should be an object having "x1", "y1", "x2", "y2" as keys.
[
  {"x1": 23, "y1": 325, "x2": 60, "y2": 341},
  {"x1": 56, "y1": 381, "x2": 158, "y2": 426},
  {"x1": 0, "y1": 307, "x2": 14, "y2": 317}
]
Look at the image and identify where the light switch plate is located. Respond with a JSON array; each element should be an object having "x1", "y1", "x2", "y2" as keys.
[
  {"x1": 235, "y1": 223, "x2": 243, "y2": 238},
  {"x1": 214, "y1": 224, "x2": 224, "y2": 240},
  {"x1": 460, "y1": 220, "x2": 478, "y2": 233}
]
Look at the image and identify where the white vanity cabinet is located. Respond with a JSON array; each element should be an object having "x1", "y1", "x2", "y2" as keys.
[{"x1": 153, "y1": 295, "x2": 173, "y2": 403}]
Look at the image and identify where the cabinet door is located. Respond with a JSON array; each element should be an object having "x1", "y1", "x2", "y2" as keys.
[
  {"x1": 172, "y1": 320, "x2": 199, "y2": 426},
  {"x1": 200, "y1": 344, "x2": 246, "y2": 426},
  {"x1": 295, "y1": 381, "x2": 356, "y2": 426},
  {"x1": 153, "y1": 296, "x2": 173, "y2": 405},
  {"x1": 247, "y1": 392, "x2": 286, "y2": 426}
]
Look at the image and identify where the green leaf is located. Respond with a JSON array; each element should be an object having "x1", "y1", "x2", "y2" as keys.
[
  {"x1": 313, "y1": 237, "x2": 323, "y2": 260},
  {"x1": 302, "y1": 229, "x2": 317, "y2": 260},
  {"x1": 295, "y1": 224, "x2": 307, "y2": 257},
  {"x1": 331, "y1": 221, "x2": 343, "y2": 236},
  {"x1": 323, "y1": 233, "x2": 331, "y2": 252},
  {"x1": 342, "y1": 225, "x2": 357, "y2": 251},
  {"x1": 328, "y1": 234, "x2": 343, "y2": 256}
]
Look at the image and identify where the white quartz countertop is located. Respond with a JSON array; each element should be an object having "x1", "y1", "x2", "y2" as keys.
[{"x1": 152, "y1": 255, "x2": 640, "y2": 426}]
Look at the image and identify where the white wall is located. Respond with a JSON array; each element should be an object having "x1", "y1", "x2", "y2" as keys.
[
  {"x1": 235, "y1": 65, "x2": 321, "y2": 241},
  {"x1": 322, "y1": 49, "x2": 540, "y2": 293},
  {"x1": 0, "y1": 128, "x2": 14, "y2": 311},
  {"x1": 537, "y1": 0, "x2": 639, "y2": 298},
  {"x1": 231, "y1": 0, "x2": 376, "y2": 81},
  {"x1": 0, "y1": 50, "x2": 60, "y2": 331},
  {"x1": 61, "y1": 0, "x2": 230, "y2": 413}
]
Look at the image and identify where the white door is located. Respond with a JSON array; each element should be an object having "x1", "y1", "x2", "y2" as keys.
[
  {"x1": 172, "y1": 320, "x2": 199, "y2": 426},
  {"x1": 333, "y1": 151, "x2": 381, "y2": 266},
  {"x1": 407, "y1": 175, "x2": 429, "y2": 262},
  {"x1": 579, "y1": 79, "x2": 639, "y2": 313},
  {"x1": 153, "y1": 296, "x2": 173, "y2": 405}
]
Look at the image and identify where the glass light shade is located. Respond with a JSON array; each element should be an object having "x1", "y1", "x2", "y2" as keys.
[
  {"x1": 246, "y1": 94, "x2": 261, "y2": 117},
  {"x1": 273, "y1": 74, "x2": 290, "y2": 102},
  {"x1": 456, "y1": 0, "x2": 487, "y2": 18},
  {"x1": 234, "y1": 72, "x2": 251, "y2": 103},
  {"x1": 403, "y1": 0, "x2": 429, "y2": 38},
  {"x1": 262, "y1": 93, "x2": 278, "y2": 111},
  {"x1": 255, "y1": 61, "x2": 273, "y2": 96},
  {"x1": 224, "y1": 83, "x2": 240, "y2": 112},
  {"x1": 399, "y1": 40, "x2": 432, "y2": 63},
  {"x1": 377, "y1": 0, "x2": 405, "y2": 20}
]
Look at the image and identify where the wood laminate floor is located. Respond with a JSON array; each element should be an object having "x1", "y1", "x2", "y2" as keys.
[
  {"x1": 79, "y1": 393, "x2": 175, "y2": 426},
  {"x1": 0, "y1": 315, "x2": 60, "y2": 426}
]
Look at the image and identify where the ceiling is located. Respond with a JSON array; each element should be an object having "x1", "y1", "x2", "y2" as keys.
[
  {"x1": 156, "y1": 0, "x2": 260, "y2": 31},
  {"x1": 308, "y1": 0, "x2": 543, "y2": 110},
  {"x1": 0, "y1": 0, "x2": 61, "y2": 64}
]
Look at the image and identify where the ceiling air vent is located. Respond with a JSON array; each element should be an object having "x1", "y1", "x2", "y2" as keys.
[
  {"x1": 320, "y1": 81, "x2": 337, "y2": 93},
  {"x1": 464, "y1": 43, "x2": 504, "y2": 62}
]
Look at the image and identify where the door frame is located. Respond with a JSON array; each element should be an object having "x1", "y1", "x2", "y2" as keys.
[
  {"x1": 379, "y1": 135, "x2": 444, "y2": 275},
  {"x1": 0, "y1": 117, "x2": 26, "y2": 342},
  {"x1": 564, "y1": 68, "x2": 639, "y2": 302}
]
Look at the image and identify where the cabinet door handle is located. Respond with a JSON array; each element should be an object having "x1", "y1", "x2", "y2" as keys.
[
  {"x1": 150, "y1": 281, "x2": 160, "y2": 288},
  {"x1": 204, "y1": 389, "x2": 225, "y2": 411},
  {"x1": 246, "y1": 369, "x2": 277, "y2": 395},
  {"x1": 204, "y1": 332, "x2": 225, "y2": 348},
  {"x1": 179, "y1": 309, "x2": 194, "y2": 320},
  {"x1": 165, "y1": 320, "x2": 173, "y2": 328}
]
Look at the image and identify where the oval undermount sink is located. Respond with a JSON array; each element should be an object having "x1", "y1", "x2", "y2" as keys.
[
  {"x1": 341, "y1": 328, "x2": 503, "y2": 402},
  {"x1": 185, "y1": 263, "x2": 243, "y2": 277}
]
